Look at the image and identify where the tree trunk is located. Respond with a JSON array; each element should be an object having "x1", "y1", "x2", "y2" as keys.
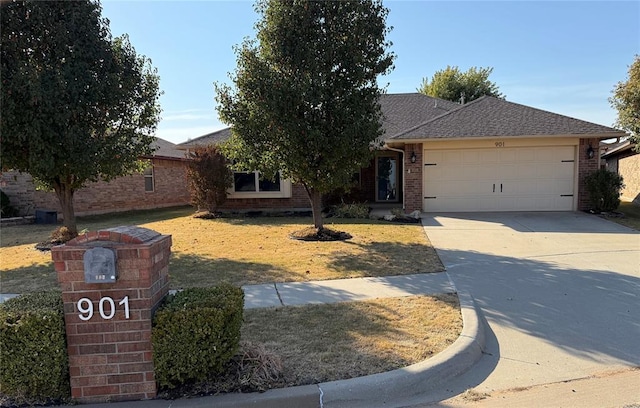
[
  {"x1": 53, "y1": 181, "x2": 78, "y2": 236},
  {"x1": 306, "y1": 187, "x2": 324, "y2": 230}
]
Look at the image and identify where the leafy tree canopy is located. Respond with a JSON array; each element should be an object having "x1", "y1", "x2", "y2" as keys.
[
  {"x1": 417, "y1": 65, "x2": 504, "y2": 103},
  {"x1": 216, "y1": 0, "x2": 395, "y2": 230},
  {"x1": 1, "y1": 0, "x2": 162, "y2": 234},
  {"x1": 610, "y1": 55, "x2": 640, "y2": 151}
]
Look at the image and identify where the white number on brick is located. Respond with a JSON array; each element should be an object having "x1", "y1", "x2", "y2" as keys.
[
  {"x1": 77, "y1": 298, "x2": 94, "y2": 321},
  {"x1": 99, "y1": 297, "x2": 116, "y2": 319},
  {"x1": 119, "y1": 296, "x2": 130, "y2": 319},
  {"x1": 77, "y1": 296, "x2": 130, "y2": 321}
]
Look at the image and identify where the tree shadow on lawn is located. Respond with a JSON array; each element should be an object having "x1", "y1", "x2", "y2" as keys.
[
  {"x1": 329, "y1": 241, "x2": 445, "y2": 277},
  {"x1": 0, "y1": 263, "x2": 57, "y2": 294},
  {"x1": 439, "y1": 248, "x2": 640, "y2": 368},
  {"x1": 242, "y1": 293, "x2": 461, "y2": 387},
  {"x1": 169, "y1": 253, "x2": 295, "y2": 288}
]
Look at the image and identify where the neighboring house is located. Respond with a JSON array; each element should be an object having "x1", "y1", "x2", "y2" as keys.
[
  {"x1": 0, "y1": 138, "x2": 191, "y2": 218},
  {"x1": 601, "y1": 140, "x2": 640, "y2": 205},
  {"x1": 180, "y1": 93, "x2": 626, "y2": 213}
]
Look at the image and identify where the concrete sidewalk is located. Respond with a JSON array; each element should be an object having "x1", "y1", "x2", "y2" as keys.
[{"x1": 242, "y1": 272, "x2": 455, "y2": 308}]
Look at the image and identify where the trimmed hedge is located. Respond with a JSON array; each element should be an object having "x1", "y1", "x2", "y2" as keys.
[
  {"x1": 152, "y1": 284, "x2": 244, "y2": 390},
  {"x1": 585, "y1": 169, "x2": 625, "y2": 212},
  {"x1": 0, "y1": 290, "x2": 70, "y2": 403}
]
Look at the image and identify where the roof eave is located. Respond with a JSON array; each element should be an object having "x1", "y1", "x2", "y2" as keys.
[{"x1": 389, "y1": 131, "x2": 627, "y2": 144}]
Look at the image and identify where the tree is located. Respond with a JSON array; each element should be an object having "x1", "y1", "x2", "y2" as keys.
[
  {"x1": 1, "y1": 0, "x2": 161, "y2": 235},
  {"x1": 186, "y1": 145, "x2": 233, "y2": 213},
  {"x1": 610, "y1": 55, "x2": 640, "y2": 151},
  {"x1": 216, "y1": 0, "x2": 394, "y2": 231},
  {"x1": 417, "y1": 66, "x2": 504, "y2": 103}
]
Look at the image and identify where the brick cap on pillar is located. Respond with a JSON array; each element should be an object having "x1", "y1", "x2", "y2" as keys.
[{"x1": 66, "y1": 226, "x2": 161, "y2": 246}]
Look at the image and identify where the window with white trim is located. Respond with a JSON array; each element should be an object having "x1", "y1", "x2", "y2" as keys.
[
  {"x1": 144, "y1": 166, "x2": 154, "y2": 192},
  {"x1": 229, "y1": 171, "x2": 292, "y2": 198}
]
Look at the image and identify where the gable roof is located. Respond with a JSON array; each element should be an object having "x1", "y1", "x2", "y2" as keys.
[
  {"x1": 147, "y1": 137, "x2": 187, "y2": 160},
  {"x1": 379, "y1": 93, "x2": 459, "y2": 137},
  {"x1": 177, "y1": 127, "x2": 232, "y2": 148},
  {"x1": 178, "y1": 94, "x2": 459, "y2": 147},
  {"x1": 601, "y1": 139, "x2": 637, "y2": 159},
  {"x1": 390, "y1": 96, "x2": 625, "y2": 140},
  {"x1": 178, "y1": 93, "x2": 625, "y2": 146}
]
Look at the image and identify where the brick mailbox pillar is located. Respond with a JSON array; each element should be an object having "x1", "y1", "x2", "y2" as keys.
[{"x1": 52, "y1": 226, "x2": 171, "y2": 403}]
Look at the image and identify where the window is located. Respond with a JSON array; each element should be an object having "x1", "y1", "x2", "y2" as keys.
[
  {"x1": 144, "y1": 166, "x2": 154, "y2": 192},
  {"x1": 230, "y1": 171, "x2": 291, "y2": 198}
]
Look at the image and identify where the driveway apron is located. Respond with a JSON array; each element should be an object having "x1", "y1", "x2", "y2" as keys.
[{"x1": 422, "y1": 212, "x2": 640, "y2": 394}]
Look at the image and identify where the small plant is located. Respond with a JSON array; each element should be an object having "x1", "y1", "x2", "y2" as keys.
[
  {"x1": 0, "y1": 290, "x2": 70, "y2": 405},
  {"x1": 0, "y1": 190, "x2": 18, "y2": 218},
  {"x1": 236, "y1": 341, "x2": 284, "y2": 392},
  {"x1": 584, "y1": 169, "x2": 625, "y2": 212},
  {"x1": 331, "y1": 202, "x2": 370, "y2": 219},
  {"x1": 49, "y1": 226, "x2": 76, "y2": 244},
  {"x1": 152, "y1": 284, "x2": 244, "y2": 390}
]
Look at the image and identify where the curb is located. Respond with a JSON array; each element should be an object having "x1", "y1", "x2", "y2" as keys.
[{"x1": 70, "y1": 277, "x2": 486, "y2": 408}]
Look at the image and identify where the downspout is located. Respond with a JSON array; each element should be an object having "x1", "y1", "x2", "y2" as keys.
[{"x1": 382, "y1": 145, "x2": 406, "y2": 210}]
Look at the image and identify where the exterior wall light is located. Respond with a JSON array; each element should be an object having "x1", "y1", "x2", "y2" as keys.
[
  {"x1": 586, "y1": 145, "x2": 595, "y2": 159},
  {"x1": 410, "y1": 151, "x2": 417, "y2": 163}
]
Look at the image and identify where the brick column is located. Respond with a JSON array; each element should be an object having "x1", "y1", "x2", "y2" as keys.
[
  {"x1": 404, "y1": 143, "x2": 423, "y2": 212},
  {"x1": 577, "y1": 137, "x2": 601, "y2": 211},
  {"x1": 52, "y1": 226, "x2": 171, "y2": 403}
]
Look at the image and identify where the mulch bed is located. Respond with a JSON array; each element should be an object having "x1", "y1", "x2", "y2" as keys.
[{"x1": 289, "y1": 227, "x2": 352, "y2": 241}]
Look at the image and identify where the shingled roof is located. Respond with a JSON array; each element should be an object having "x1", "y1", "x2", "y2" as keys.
[
  {"x1": 145, "y1": 137, "x2": 187, "y2": 160},
  {"x1": 390, "y1": 96, "x2": 624, "y2": 140},
  {"x1": 379, "y1": 93, "x2": 459, "y2": 137},
  {"x1": 177, "y1": 127, "x2": 232, "y2": 148},
  {"x1": 178, "y1": 94, "x2": 624, "y2": 145}
]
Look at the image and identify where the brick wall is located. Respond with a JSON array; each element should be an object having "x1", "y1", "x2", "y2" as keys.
[
  {"x1": 1, "y1": 158, "x2": 190, "y2": 217},
  {"x1": 220, "y1": 184, "x2": 310, "y2": 211},
  {"x1": 618, "y1": 151, "x2": 640, "y2": 205},
  {"x1": 52, "y1": 227, "x2": 171, "y2": 403},
  {"x1": 404, "y1": 143, "x2": 423, "y2": 212},
  {"x1": 0, "y1": 170, "x2": 35, "y2": 215},
  {"x1": 577, "y1": 137, "x2": 601, "y2": 210}
]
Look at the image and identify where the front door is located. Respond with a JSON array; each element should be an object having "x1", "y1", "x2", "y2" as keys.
[{"x1": 376, "y1": 154, "x2": 399, "y2": 202}]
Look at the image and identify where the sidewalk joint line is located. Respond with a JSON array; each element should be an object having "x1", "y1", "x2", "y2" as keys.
[{"x1": 274, "y1": 283, "x2": 284, "y2": 306}]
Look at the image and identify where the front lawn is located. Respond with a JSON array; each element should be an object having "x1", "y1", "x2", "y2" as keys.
[
  {"x1": 0, "y1": 207, "x2": 444, "y2": 293},
  {"x1": 608, "y1": 200, "x2": 640, "y2": 231}
]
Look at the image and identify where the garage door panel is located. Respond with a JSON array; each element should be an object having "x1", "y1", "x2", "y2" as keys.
[{"x1": 423, "y1": 146, "x2": 575, "y2": 212}]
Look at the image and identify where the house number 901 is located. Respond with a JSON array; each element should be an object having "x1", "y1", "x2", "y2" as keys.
[{"x1": 77, "y1": 296, "x2": 130, "y2": 321}]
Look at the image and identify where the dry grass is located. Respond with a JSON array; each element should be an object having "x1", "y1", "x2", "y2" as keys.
[
  {"x1": 241, "y1": 294, "x2": 461, "y2": 386},
  {"x1": 0, "y1": 207, "x2": 444, "y2": 293},
  {"x1": 605, "y1": 200, "x2": 640, "y2": 231}
]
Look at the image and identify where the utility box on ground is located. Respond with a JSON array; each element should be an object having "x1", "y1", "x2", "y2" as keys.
[{"x1": 35, "y1": 209, "x2": 57, "y2": 224}]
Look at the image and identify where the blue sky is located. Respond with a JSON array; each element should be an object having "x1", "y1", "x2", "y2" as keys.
[{"x1": 101, "y1": 1, "x2": 640, "y2": 145}]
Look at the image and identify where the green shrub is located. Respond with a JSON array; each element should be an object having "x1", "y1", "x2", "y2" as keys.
[
  {"x1": 331, "y1": 202, "x2": 370, "y2": 219},
  {"x1": 0, "y1": 189, "x2": 18, "y2": 218},
  {"x1": 584, "y1": 169, "x2": 625, "y2": 212},
  {"x1": 152, "y1": 284, "x2": 244, "y2": 390},
  {"x1": 0, "y1": 290, "x2": 70, "y2": 404}
]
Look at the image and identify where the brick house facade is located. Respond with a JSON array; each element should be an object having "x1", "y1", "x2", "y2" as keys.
[
  {"x1": 185, "y1": 94, "x2": 625, "y2": 214},
  {"x1": 1, "y1": 138, "x2": 190, "y2": 218},
  {"x1": 602, "y1": 140, "x2": 640, "y2": 205}
]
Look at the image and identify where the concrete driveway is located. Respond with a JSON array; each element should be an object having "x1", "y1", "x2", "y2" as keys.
[{"x1": 420, "y1": 212, "x2": 640, "y2": 404}]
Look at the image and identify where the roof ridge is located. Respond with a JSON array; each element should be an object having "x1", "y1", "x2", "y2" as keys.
[{"x1": 389, "y1": 96, "x2": 487, "y2": 139}]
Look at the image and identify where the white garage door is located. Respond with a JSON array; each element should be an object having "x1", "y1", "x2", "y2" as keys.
[{"x1": 423, "y1": 146, "x2": 576, "y2": 212}]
